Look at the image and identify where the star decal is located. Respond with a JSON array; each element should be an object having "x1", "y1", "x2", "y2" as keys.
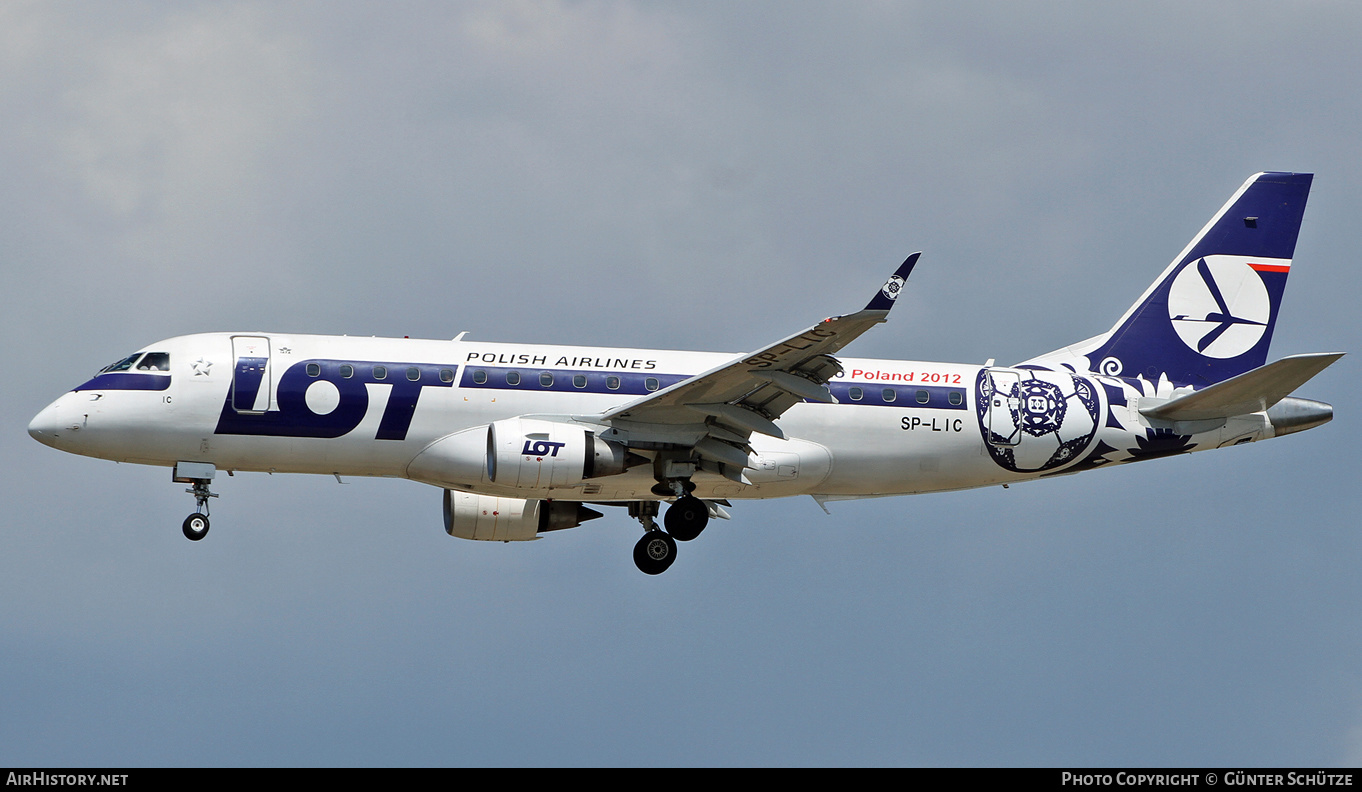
[{"x1": 191, "y1": 358, "x2": 213, "y2": 376}]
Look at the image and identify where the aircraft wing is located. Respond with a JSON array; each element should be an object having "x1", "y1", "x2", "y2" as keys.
[{"x1": 592, "y1": 254, "x2": 919, "y2": 480}]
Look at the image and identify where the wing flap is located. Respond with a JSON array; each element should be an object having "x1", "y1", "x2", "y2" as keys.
[
  {"x1": 686, "y1": 402, "x2": 785, "y2": 439},
  {"x1": 752, "y1": 370, "x2": 837, "y2": 403}
]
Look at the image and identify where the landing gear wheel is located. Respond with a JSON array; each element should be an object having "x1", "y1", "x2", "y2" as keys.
[
  {"x1": 182, "y1": 513, "x2": 210, "y2": 541},
  {"x1": 664, "y1": 495, "x2": 709, "y2": 542},
  {"x1": 633, "y1": 530, "x2": 677, "y2": 575}
]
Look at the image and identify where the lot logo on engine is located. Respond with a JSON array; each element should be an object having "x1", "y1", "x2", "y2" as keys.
[{"x1": 523, "y1": 439, "x2": 566, "y2": 458}]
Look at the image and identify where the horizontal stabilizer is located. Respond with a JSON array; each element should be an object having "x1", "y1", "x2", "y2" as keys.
[{"x1": 1140, "y1": 352, "x2": 1343, "y2": 422}]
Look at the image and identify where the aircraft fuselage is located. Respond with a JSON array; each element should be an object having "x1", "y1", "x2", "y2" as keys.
[{"x1": 29, "y1": 331, "x2": 1304, "y2": 506}]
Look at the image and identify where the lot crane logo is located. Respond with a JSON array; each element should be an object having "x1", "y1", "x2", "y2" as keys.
[
  {"x1": 1167, "y1": 257, "x2": 1271, "y2": 359},
  {"x1": 881, "y1": 275, "x2": 905, "y2": 302}
]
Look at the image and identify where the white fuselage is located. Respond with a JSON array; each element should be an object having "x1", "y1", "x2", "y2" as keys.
[{"x1": 29, "y1": 331, "x2": 1282, "y2": 504}]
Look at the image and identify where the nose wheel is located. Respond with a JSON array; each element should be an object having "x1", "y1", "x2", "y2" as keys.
[{"x1": 182, "y1": 512, "x2": 210, "y2": 541}]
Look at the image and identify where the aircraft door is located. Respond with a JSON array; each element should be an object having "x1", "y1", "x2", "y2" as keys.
[
  {"x1": 230, "y1": 336, "x2": 272, "y2": 413},
  {"x1": 982, "y1": 368, "x2": 1022, "y2": 447}
]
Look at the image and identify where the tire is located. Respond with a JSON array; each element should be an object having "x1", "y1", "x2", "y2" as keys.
[
  {"x1": 182, "y1": 513, "x2": 210, "y2": 541},
  {"x1": 633, "y1": 530, "x2": 677, "y2": 575},
  {"x1": 664, "y1": 496, "x2": 709, "y2": 542}
]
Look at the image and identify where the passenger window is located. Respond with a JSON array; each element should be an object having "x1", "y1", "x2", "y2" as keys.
[
  {"x1": 340, "y1": 364, "x2": 354, "y2": 379},
  {"x1": 540, "y1": 372, "x2": 553, "y2": 387},
  {"x1": 573, "y1": 375, "x2": 587, "y2": 388},
  {"x1": 407, "y1": 367, "x2": 420, "y2": 381},
  {"x1": 949, "y1": 391, "x2": 963, "y2": 406},
  {"x1": 373, "y1": 366, "x2": 387, "y2": 380},
  {"x1": 916, "y1": 390, "x2": 929, "y2": 404},
  {"x1": 606, "y1": 376, "x2": 621, "y2": 390},
  {"x1": 506, "y1": 371, "x2": 521, "y2": 386},
  {"x1": 440, "y1": 369, "x2": 455, "y2": 383},
  {"x1": 473, "y1": 370, "x2": 487, "y2": 384},
  {"x1": 882, "y1": 388, "x2": 896, "y2": 403},
  {"x1": 645, "y1": 377, "x2": 660, "y2": 392},
  {"x1": 137, "y1": 352, "x2": 170, "y2": 371},
  {"x1": 306, "y1": 363, "x2": 321, "y2": 377},
  {"x1": 849, "y1": 387, "x2": 863, "y2": 401}
]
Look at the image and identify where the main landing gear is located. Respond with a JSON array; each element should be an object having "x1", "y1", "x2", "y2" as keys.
[{"x1": 630, "y1": 486, "x2": 712, "y2": 575}]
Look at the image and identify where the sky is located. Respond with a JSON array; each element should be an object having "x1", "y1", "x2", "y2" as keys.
[{"x1": 2, "y1": 1, "x2": 1360, "y2": 767}]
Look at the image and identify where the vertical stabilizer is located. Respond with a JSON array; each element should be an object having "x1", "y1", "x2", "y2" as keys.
[{"x1": 1026, "y1": 172, "x2": 1312, "y2": 386}]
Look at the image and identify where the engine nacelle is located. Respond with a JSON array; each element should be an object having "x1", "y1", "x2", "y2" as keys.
[
  {"x1": 443, "y1": 490, "x2": 602, "y2": 541},
  {"x1": 487, "y1": 417, "x2": 637, "y2": 489},
  {"x1": 407, "y1": 418, "x2": 642, "y2": 492}
]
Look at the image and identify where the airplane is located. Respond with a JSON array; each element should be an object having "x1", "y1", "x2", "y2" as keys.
[{"x1": 28, "y1": 172, "x2": 1342, "y2": 574}]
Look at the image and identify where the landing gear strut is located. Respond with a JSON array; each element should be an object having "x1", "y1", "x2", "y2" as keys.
[
  {"x1": 173, "y1": 462, "x2": 219, "y2": 542},
  {"x1": 182, "y1": 478, "x2": 217, "y2": 542}
]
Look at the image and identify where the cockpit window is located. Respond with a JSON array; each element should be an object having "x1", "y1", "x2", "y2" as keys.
[
  {"x1": 99, "y1": 354, "x2": 142, "y2": 374},
  {"x1": 137, "y1": 352, "x2": 170, "y2": 372}
]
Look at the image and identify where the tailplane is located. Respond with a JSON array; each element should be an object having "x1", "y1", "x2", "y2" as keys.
[
  {"x1": 1025, "y1": 172, "x2": 1314, "y2": 386},
  {"x1": 1139, "y1": 352, "x2": 1342, "y2": 422}
]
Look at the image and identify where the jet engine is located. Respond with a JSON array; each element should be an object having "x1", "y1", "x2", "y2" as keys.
[
  {"x1": 487, "y1": 417, "x2": 640, "y2": 488},
  {"x1": 443, "y1": 490, "x2": 602, "y2": 542},
  {"x1": 406, "y1": 417, "x2": 644, "y2": 492}
]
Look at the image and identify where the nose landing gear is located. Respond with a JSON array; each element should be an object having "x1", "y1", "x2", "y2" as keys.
[
  {"x1": 181, "y1": 479, "x2": 217, "y2": 541},
  {"x1": 173, "y1": 462, "x2": 218, "y2": 542}
]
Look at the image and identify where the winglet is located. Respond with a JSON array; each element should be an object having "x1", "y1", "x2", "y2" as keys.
[{"x1": 863, "y1": 252, "x2": 921, "y2": 312}]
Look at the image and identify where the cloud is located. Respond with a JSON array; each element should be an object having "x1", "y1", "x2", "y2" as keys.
[{"x1": 4, "y1": 5, "x2": 311, "y2": 259}]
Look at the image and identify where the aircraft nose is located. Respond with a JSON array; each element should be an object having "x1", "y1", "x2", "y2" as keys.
[{"x1": 28, "y1": 397, "x2": 73, "y2": 448}]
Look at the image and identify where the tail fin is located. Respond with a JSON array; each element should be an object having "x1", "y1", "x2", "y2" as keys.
[{"x1": 1026, "y1": 172, "x2": 1313, "y2": 386}]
